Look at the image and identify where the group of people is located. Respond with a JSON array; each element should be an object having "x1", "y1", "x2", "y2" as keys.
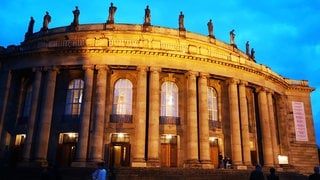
[
  {"x1": 249, "y1": 164, "x2": 278, "y2": 180},
  {"x1": 250, "y1": 164, "x2": 320, "y2": 180}
]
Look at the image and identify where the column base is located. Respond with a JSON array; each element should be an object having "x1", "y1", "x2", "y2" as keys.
[
  {"x1": 147, "y1": 158, "x2": 160, "y2": 167},
  {"x1": 71, "y1": 161, "x2": 89, "y2": 167},
  {"x1": 200, "y1": 160, "x2": 214, "y2": 169},
  {"x1": 184, "y1": 159, "x2": 201, "y2": 168},
  {"x1": 132, "y1": 158, "x2": 147, "y2": 167},
  {"x1": 234, "y1": 165, "x2": 248, "y2": 170}
]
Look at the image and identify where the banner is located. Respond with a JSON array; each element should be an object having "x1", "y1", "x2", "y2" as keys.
[{"x1": 292, "y1": 101, "x2": 308, "y2": 141}]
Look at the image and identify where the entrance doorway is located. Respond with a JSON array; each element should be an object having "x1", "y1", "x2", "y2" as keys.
[
  {"x1": 56, "y1": 133, "x2": 78, "y2": 167},
  {"x1": 210, "y1": 137, "x2": 219, "y2": 168},
  {"x1": 109, "y1": 133, "x2": 130, "y2": 167},
  {"x1": 160, "y1": 135, "x2": 177, "y2": 167}
]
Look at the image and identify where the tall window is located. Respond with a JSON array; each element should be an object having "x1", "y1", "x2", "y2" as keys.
[
  {"x1": 65, "y1": 79, "x2": 84, "y2": 116},
  {"x1": 22, "y1": 85, "x2": 33, "y2": 118},
  {"x1": 112, "y1": 79, "x2": 133, "y2": 115},
  {"x1": 161, "y1": 81, "x2": 178, "y2": 117},
  {"x1": 208, "y1": 87, "x2": 218, "y2": 121}
]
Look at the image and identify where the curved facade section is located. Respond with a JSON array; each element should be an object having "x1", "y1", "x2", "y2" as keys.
[{"x1": 0, "y1": 22, "x2": 317, "y2": 174}]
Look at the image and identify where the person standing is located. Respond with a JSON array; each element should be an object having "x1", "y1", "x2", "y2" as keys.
[
  {"x1": 249, "y1": 164, "x2": 265, "y2": 180},
  {"x1": 309, "y1": 166, "x2": 320, "y2": 180},
  {"x1": 92, "y1": 162, "x2": 107, "y2": 180},
  {"x1": 267, "y1": 167, "x2": 279, "y2": 180}
]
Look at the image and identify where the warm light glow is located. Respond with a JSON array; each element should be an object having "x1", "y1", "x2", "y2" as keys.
[
  {"x1": 118, "y1": 133, "x2": 124, "y2": 138},
  {"x1": 209, "y1": 137, "x2": 217, "y2": 141},
  {"x1": 165, "y1": 134, "x2": 172, "y2": 139},
  {"x1": 278, "y1": 155, "x2": 289, "y2": 164},
  {"x1": 67, "y1": 133, "x2": 76, "y2": 138}
]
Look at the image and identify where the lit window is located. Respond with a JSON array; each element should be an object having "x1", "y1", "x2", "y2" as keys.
[
  {"x1": 112, "y1": 79, "x2": 133, "y2": 115},
  {"x1": 65, "y1": 79, "x2": 84, "y2": 115},
  {"x1": 208, "y1": 87, "x2": 218, "y2": 121},
  {"x1": 161, "y1": 82, "x2": 178, "y2": 117},
  {"x1": 15, "y1": 134, "x2": 26, "y2": 146}
]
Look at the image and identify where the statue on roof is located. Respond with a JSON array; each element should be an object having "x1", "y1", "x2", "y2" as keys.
[
  {"x1": 230, "y1": 29, "x2": 235, "y2": 45},
  {"x1": 41, "y1": 11, "x2": 51, "y2": 31},
  {"x1": 107, "y1": 2, "x2": 117, "y2": 24},
  {"x1": 251, "y1": 48, "x2": 255, "y2": 60},
  {"x1": 25, "y1": 17, "x2": 35, "y2": 38},
  {"x1": 144, "y1": 5, "x2": 151, "y2": 26},
  {"x1": 207, "y1": 19, "x2": 214, "y2": 38},
  {"x1": 71, "y1": 6, "x2": 80, "y2": 31},
  {"x1": 246, "y1": 41, "x2": 250, "y2": 56},
  {"x1": 179, "y1": 11, "x2": 185, "y2": 31}
]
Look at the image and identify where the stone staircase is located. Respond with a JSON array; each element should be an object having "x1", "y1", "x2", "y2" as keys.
[{"x1": 0, "y1": 166, "x2": 309, "y2": 180}]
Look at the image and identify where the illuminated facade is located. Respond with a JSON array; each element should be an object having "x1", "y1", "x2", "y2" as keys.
[{"x1": 0, "y1": 8, "x2": 318, "y2": 174}]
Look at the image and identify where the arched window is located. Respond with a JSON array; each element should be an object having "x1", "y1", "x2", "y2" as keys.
[
  {"x1": 65, "y1": 79, "x2": 84, "y2": 116},
  {"x1": 161, "y1": 81, "x2": 178, "y2": 117},
  {"x1": 112, "y1": 79, "x2": 133, "y2": 115},
  {"x1": 208, "y1": 87, "x2": 218, "y2": 121}
]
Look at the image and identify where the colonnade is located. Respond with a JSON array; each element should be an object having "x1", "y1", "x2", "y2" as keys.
[{"x1": 0, "y1": 65, "x2": 280, "y2": 168}]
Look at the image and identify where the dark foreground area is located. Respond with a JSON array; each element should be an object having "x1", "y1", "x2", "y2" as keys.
[{"x1": 0, "y1": 166, "x2": 308, "y2": 180}]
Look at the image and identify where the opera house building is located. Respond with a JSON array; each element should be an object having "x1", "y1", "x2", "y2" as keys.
[{"x1": 0, "y1": 5, "x2": 318, "y2": 175}]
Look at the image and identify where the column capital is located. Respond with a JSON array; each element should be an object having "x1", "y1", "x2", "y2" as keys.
[
  {"x1": 256, "y1": 87, "x2": 267, "y2": 93},
  {"x1": 32, "y1": 67, "x2": 43, "y2": 72},
  {"x1": 43, "y1": 66, "x2": 59, "y2": 73},
  {"x1": 95, "y1": 64, "x2": 109, "y2": 71},
  {"x1": 239, "y1": 80, "x2": 248, "y2": 86},
  {"x1": 185, "y1": 71, "x2": 198, "y2": 78},
  {"x1": 82, "y1": 64, "x2": 95, "y2": 71},
  {"x1": 149, "y1": 67, "x2": 161, "y2": 72},
  {"x1": 226, "y1": 78, "x2": 239, "y2": 85},
  {"x1": 137, "y1": 66, "x2": 148, "y2": 72},
  {"x1": 199, "y1": 72, "x2": 209, "y2": 79}
]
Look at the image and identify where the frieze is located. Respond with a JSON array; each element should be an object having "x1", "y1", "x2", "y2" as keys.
[{"x1": 54, "y1": 39, "x2": 86, "y2": 47}]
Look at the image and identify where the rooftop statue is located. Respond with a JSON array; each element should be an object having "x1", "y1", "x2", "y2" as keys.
[
  {"x1": 144, "y1": 5, "x2": 151, "y2": 26},
  {"x1": 230, "y1": 29, "x2": 235, "y2": 45},
  {"x1": 207, "y1": 19, "x2": 214, "y2": 38},
  {"x1": 179, "y1": 11, "x2": 185, "y2": 31},
  {"x1": 25, "y1": 17, "x2": 35, "y2": 38},
  {"x1": 71, "y1": 6, "x2": 80, "y2": 31},
  {"x1": 246, "y1": 41, "x2": 250, "y2": 56},
  {"x1": 251, "y1": 48, "x2": 255, "y2": 60},
  {"x1": 107, "y1": 2, "x2": 117, "y2": 24},
  {"x1": 41, "y1": 11, "x2": 51, "y2": 31}
]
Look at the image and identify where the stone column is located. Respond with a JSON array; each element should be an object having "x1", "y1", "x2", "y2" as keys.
[
  {"x1": 228, "y1": 78, "x2": 243, "y2": 166},
  {"x1": 147, "y1": 67, "x2": 160, "y2": 166},
  {"x1": 73, "y1": 65, "x2": 94, "y2": 166},
  {"x1": 239, "y1": 81, "x2": 251, "y2": 166},
  {"x1": 267, "y1": 91, "x2": 279, "y2": 166},
  {"x1": 185, "y1": 71, "x2": 199, "y2": 165},
  {"x1": 132, "y1": 66, "x2": 148, "y2": 167},
  {"x1": 257, "y1": 87, "x2": 274, "y2": 166},
  {"x1": 198, "y1": 73, "x2": 212, "y2": 167},
  {"x1": 22, "y1": 68, "x2": 42, "y2": 161},
  {"x1": 16, "y1": 78, "x2": 27, "y2": 123},
  {"x1": 34, "y1": 67, "x2": 58, "y2": 165},
  {"x1": 0, "y1": 70, "x2": 12, "y2": 153},
  {"x1": 90, "y1": 65, "x2": 107, "y2": 162}
]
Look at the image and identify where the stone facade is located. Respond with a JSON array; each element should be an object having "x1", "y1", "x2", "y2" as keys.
[{"x1": 0, "y1": 21, "x2": 318, "y2": 174}]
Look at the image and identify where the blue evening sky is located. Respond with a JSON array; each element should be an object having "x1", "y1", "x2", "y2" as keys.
[{"x1": 1, "y1": 1, "x2": 320, "y2": 146}]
